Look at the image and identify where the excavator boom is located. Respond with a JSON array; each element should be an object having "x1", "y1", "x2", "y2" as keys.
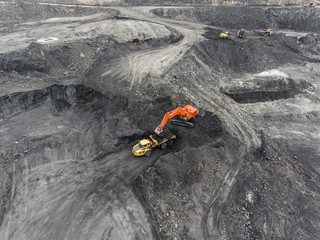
[{"x1": 155, "y1": 105, "x2": 198, "y2": 135}]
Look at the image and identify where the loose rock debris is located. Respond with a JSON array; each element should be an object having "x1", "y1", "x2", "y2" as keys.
[{"x1": 0, "y1": 2, "x2": 320, "y2": 240}]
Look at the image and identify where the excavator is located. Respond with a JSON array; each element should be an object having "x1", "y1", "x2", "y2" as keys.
[
  {"x1": 132, "y1": 105, "x2": 198, "y2": 156},
  {"x1": 154, "y1": 105, "x2": 198, "y2": 135}
]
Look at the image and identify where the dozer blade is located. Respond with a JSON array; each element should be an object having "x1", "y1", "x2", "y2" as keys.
[{"x1": 170, "y1": 119, "x2": 194, "y2": 128}]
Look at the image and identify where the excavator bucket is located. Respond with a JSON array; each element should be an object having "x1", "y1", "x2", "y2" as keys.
[{"x1": 154, "y1": 127, "x2": 164, "y2": 136}]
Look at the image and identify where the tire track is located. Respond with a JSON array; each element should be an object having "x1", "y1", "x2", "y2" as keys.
[{"x1": 99, "y1": 7, "x2": 206, "y2": 90}]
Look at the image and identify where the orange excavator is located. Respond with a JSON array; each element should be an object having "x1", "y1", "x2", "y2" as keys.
[
  {"x1": 132, "y1": 105, "x2": 198, "y2": 156},
  {"x1": 154, "y1": 105, "x2": 198, "y2": 135}
]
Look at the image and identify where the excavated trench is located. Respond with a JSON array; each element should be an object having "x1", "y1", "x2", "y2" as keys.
[
  {"x1": 223, "y1": 78, "x2": 312, "y2": 103},
  {"x1": 225, "y1": 89, "x2": 299, "y2": 103}
]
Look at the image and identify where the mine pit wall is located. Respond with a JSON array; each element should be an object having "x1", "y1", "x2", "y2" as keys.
[
  {"x1": 0, "y1": 84, "x2": 110, "y2": 160},
  {"x1": 0, "y1": 2, "x2": 119, "y2": 24},
  {"x1": 153, "y1": 6, "x2": 320, "y2": 33},
  {"x1": 0, "y1": 84, "x2": 108, "y2": 227},
  {"x1": 0, "y1": 84, "x2": 163, "y2": 239},
  {"x1": 223, "y1": 77, "x2": 312, "y2": 103},
  {"x1": 1, "y1": 1, "x2": 317, "y2": 33},
  {"x1": 192, "y1": 34, "x2": 311, "y2": 75},
  {"x1": 2, "y1": 0, "x2": 305, "y2": 6}
]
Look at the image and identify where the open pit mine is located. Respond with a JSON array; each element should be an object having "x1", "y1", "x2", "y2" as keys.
[{"x1": 0, "y1": 0, "x2": 320, "y2": 239}]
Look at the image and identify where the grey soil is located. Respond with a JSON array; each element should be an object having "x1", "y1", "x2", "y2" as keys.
[{"x1": 0, "y1": 2, "x2": 320, "y2": 240}]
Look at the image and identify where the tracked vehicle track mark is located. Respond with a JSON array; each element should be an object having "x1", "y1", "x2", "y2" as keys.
[
  {"x1": 100, "y1": 7, "x2": 206, "y2": 90},
  {"x1": 5, "y1": 164, "x2": 15, "y2": 240}
]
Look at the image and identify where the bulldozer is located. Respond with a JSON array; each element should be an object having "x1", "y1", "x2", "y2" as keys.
[
  {"x1": 237, "y1": 29, "x2": 245, "y2": 38},
  {"x1": 132, "y1": 105, "x2": 198, "y2": 157},
  {"x1": 260, "y1": 29, "x2": 272, "y2": 36},
  {"x1": 219, "y1": 32, "x2": 231, "y2": 39}
]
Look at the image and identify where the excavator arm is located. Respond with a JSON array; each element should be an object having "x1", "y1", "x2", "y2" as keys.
[{"x1": 155, "y1": 105, "x2": 198, "y2": 135}]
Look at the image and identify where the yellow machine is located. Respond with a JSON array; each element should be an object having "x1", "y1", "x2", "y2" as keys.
[
  {"x1": 303, "y1": 3, "x2": 316, "y2": 7},
  {"x1": 132, "y1": 129, "x2": 176, "y2": 157},
  {"x1": 219, "y1": 32, "x2": 231, "y2": 39},
  {"x1": 237, "y1": 29, "x2": 245, "y2": 38},
  {"x1": 260, "y1": 29, "x2": 273, "y2": 36}
]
